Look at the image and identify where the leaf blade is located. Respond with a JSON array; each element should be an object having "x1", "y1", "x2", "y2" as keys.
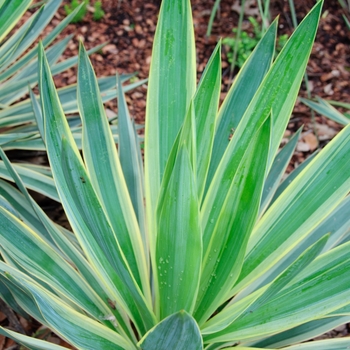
[
  {"x1": 195, "y1": 117, "x2": 271, "y2": 324},
  {"x1": 156, "y1": 146, "x2": 201, "y2": 319},
  {"x1": 144, "y1": 0, "x2": 196, "y2": 259},
  {"x1": 77, "y1": 44, "x2": 150, "y2": 300},
  {"x1": 139, "y1": 311, "x2": 202, "y2": 350}
]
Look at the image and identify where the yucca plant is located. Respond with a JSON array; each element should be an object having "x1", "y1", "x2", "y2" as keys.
[{"x1": 0, "y1": 0, "x2": 350, "y2": 349}]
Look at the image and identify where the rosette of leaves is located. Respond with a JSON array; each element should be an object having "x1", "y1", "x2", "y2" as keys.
[
  {"x1": 0, "y1": 0, "x2": 350, "y2": 349},
  {"x1": 0, "y1": 0, "x2": 144, "y2": 200}
]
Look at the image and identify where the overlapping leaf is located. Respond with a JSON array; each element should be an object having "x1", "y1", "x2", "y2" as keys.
[
  {"x1": 234, "y1": 124, "x2": 350, "y2": 295},
  {"x1": 0, "y1": 0, "x2": 32, "y2": 41},
  {"x1": 1, "y1": 0, "x2": 349, "y2": 349},
  {"x1": 39, "y1": 43, "x2": 155, "y2": 335},
  {"x1": 195, "y1": 117, "x2": 271, "y2": 324},
  {"x1": 206, "y1": 19, "x2": 276, "y2": 188},
  {"x1": 144, "y1": 0, "x2": 196, "y2": 259},
  {"x1": 139, "y1": 311, "x2": 202, "y2": 350}
]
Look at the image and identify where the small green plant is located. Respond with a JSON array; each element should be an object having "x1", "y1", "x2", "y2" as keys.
[
  {"x1": 64, "y1": 0, "x2": 105, "y2": 23},
  {"x1": 301, "y1": 97, "x2": 350, "y2": 125},
  {"x1": 64, "y1": 0, "x2": 88, "y2": 23},
  {"x1": 1, "y1": 0, "x2": 350, "y2": 349},
  {"x1": 93, "y1": 1, "x2": 104, "y2": 21},
  {"x1": 223, "y1": 16, "x2": 288, "y2": 69}
]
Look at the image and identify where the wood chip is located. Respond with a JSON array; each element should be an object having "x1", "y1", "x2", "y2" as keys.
[{"x1": 303, "y1": 132, "x2": 318, "y2": 151}]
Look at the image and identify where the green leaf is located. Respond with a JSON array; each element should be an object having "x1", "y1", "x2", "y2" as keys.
[
  {"x1": 312, "y1": 195, "x2": 350, "y2": 251},
  {"x1": 284, "y1": 338, "x2": 350, "y2": 349},
  {"x1": 0, "y1": 327, "x2": 68, "y2": 350},
  {"x1": 0, "y1": 150, "x2": 136, "y2": 341},
  {"x1": 234, "y1": 123, "x2": 350, "y2": 295},
  {"x1": 0, "y1": 161, "x2": 58, "y2": 201},
  {"x1": 0, "y1": 178, "x2": 56, "y2": 245},
  {"x1": 30, "y1": 88, "x2": 44, "y2": 140},
  {"x1": 0, "y1": 74, "x2": 133, "y2": 130},
  {"x1": 0, "y1": 269, "x2": 47, "y2": 325},
  {"x1": 0, "y1": 205, "x2": 114, "y2": 322},
  {"x1": 201, "y1": 2, "x2": 322, "y2": 306},
  {"x1": 156, "y1": 100, "x2": 197, "y2": 221},
  {"x1": 301, "y1": 97, "x2": 350, "y2": 126},
  {"x1": 0, "y1": 2, "x2": 81, "y2": 81},
  {"x1": 139, "y1": 311, "x2": 203, "y2": 350},
  {"x1": 0, "y1": 0, "x2": 32, "y2": 42},
  {"x1": 251, "y1": 317, "x2": 350, "y2": 348},
  {"x1": 39, "y1": 42, "x2": 155, "y2": 334},
  {"x1": 259, "y1": 128, "x2": 301, "y2": 215},
  {"x1": 156, "y1": 145, "x2": 201, "y2": 319},
  {"x1": 77, "y1": 44, "x2": 150, "y2": 300},
  {"x1": 0, "y1": 6, "x2": 45, "y2": 71},
  {"x1": 117, "y1": 73, "x2": 148, "y2": 261},
  {"x1": 0, "y1": 0, "x2": 61, "y2": 75},
  {"x1": 144, "y1": 0, "x2": 196, "y2": 260},
  {"x1": 61, "y1": 136, "x2": 155, "y2": 334},
  {"x1": 11, "y1": 35, "x2": 73, "y2": 83},
  {"x1": 328, "y1": 100, "x2": 350, "y2": 110},
  {"x1": 201, "y1": 288, "x2": 267, "y2": 335},
  {"x1": 0, "y1": 276, "x2": 28, "y2": 318},
  {"x1": 1, "y1": 265, "x2": 135, "y2": 350},
  {"x1": 230, "y1": 194, "x2": 350, "y2": 308},
  {"x1": 223, "y1": 348, "x2": 272, "y2": 350},
  {"x1": 269, "y1": 151, "x2": 318, "y2": 206},
  {"x1": 205, "y1": 241, "x2": 350, "y2": 343},
  {"x1": 0, "y1": 36, "x2": 72, "y2": 105},
  {"x1": 206, "y1": 19, "x2": 276, "y2": 188},
  {"x1": 194, "y1": 42, "x2": 221, "y2": 202},
  {"x1": 203, "y1": 235, "x2": 328, "y2": 335},
  {"x1": 195, "y1": 117, "x2": 271, "y2": 324}
]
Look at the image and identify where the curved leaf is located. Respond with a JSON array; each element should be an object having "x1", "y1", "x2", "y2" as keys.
[
  {"x1": 0, "y1": 0, "x2": 32, "y2": 41},
  {"x1": 139, "y1": 311, "x2": 202, "y2": 350},
  {"x1": 117, "y1": 73, "x2": 147, "y2": 256},
  {"x1": 156, "y1": 145, "x2": 201, "y2": 319},
  {"x1": 301, "y1": 97, "x2": 350, "y2": 126},
  {"x1": 0, "y1": 327, "x2": 68, "y2": 350},
  {"x1": 250, "y1": 317, "x2": 350, "y2": 348},
  {"x1": 194, "y1": 42, "x2": 221, "y2": 202},
  {"x1": 39, "y1": 42, "x2": 155, "y2": 334},
  {"x1": 205, "y1": 242, "x2": 350, "y2": 343}
]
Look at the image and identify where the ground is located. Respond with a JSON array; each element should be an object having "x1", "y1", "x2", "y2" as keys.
[{"x1": 0, "y1": 0, "x2": 350, "y2": 348}]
